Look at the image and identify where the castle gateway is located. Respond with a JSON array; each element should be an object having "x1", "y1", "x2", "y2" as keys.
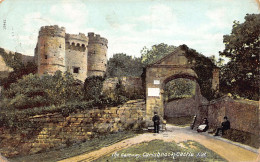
[
  {"x1": 145, "y1": 47, "x2": 201, "y2": 125},
  {"x1": 34, "y1": 25, "x2": 108, "y2": 81}
]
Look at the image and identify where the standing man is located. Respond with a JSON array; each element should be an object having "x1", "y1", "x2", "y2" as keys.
[
  {"x1": 214, "y1": 116, "x2": 230, "y2": 136},
  {"x1": 152, "y1": 112, "x2": 160, "y2": 133}
]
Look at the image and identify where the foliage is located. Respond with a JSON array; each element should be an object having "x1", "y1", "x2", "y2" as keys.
[
  {"x1": 0, "y1": 48, "x2": 37, "y2": 89},
  {"x1": 141, "y1": 43, "x2": 176, "y2": 66},
  {"x1": 140, "y1": 43, "x2": 217, "y2": 100},
  {"x1": 0, "y1": 101, "x2": 94, "y2": 128},
  {"x1": 219, "y1": 14, "x2": 260, "y2": 100},
  {"x1": 10, "y1": 132, "x2": 137, "y2": 162},
  {"x1": 2, "y1": 71, "x2": 83, "y2": 110},
  {"x1": 83, "y1": 76, "x2": 104, "y2": 101},
  {"x1": 112, "y1": 79, "x2": 128, "y2": 104},
  {"x1": 180, "y1": 45, "x2": 217, "y2": 100},
  {"x1": 106, "y1": 53, "x2": 143, "y2": 78},
  {"x1": 0, "y1": 48, "x2": 23, "y2": 70},
  {"x1": 164, "y1": 78, "x2": 196, "y2": 101}
]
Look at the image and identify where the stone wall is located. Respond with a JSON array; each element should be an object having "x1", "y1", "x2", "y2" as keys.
[
  {"x1": 0, "y1": 100, "x2": 145, "y2": 157},
  {"x1": 145, "y1": 47, "x2": 198, "y2": 125},
  {"x1": 0, "y1": 54, "x2": 13, "y2": 79},
  {"x1": 37, "y1": 25, "x2": 67, "y2": 75},
  {"x1": 212, "y1": 68, "x2": 220, "y2": 92},
  {"x1": 65, "y1": 33, "x2": 88, "y2": 81},
  {"x1": 87, "y1": 32, "x2": 108, "y2": 77},
  {"x1": 194, "y1": 96, "x2": 259, "y2": 136},
  {"x1": 34, "y1": 26, "x2": 108, "y2": 80},
  {"x1": 165, "y1": 97, "x2": 198, "y2": 117},
  {"x1": 102, "y1": 77, "x2": 144, "y2": 99}
]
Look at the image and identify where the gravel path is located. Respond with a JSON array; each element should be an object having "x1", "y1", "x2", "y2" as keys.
[{"x1": 59, "y1": 125, "x2": 259, "y2": 162}]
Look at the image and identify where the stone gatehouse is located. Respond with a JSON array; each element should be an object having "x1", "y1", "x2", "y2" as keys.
[{"x1": 144, "y1": 46, "x2": 215, "y2": 125}]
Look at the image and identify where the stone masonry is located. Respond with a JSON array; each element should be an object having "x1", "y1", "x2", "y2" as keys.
[
  {"x1": 34, "y1": 25, "x2": 108, "y2": 81},
  {"x1": 194, "y1": 96, "x2": 259, "y2": 137},
  {"x1": 145, "y1": 46, "x2": 199, "y2": 126},
  {"x1": 0, "y1": 100, "x2": 145, "y2": 157}
]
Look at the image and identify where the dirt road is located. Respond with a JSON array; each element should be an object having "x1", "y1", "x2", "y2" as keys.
[{"x1": 59, "y1": 125, "x2": 258, "y2": 162}]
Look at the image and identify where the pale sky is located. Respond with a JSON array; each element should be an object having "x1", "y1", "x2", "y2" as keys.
[{"x1": 0, "y1": 0, "x2": 259, "y2": 59}]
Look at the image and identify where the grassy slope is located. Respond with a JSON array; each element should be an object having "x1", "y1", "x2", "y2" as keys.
[
  {"x1": 96, "y1": 140, "x2": 227, "y2": 162},
  {"x1": 10, "y1": 132, "x2": 137, "y2": 162}
]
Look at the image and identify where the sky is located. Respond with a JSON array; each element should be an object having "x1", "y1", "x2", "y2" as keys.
[{"x1": 0, "y1": 0, "x2": 259, "y2": 59}]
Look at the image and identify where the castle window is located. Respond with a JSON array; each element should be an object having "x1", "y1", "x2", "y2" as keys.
[
  {"x1": 45, "y1": 55, "x2": 48, "y2": 59},
  {"x1": 72, "y1": 42, "x2": 75, "y2": 46},
  {"x1": 59, "y1": 44, "x2": 61, "y2": 48},
  {"x1": 77, "y1": 43, "x2": 80, "y2": 47},
  {"x1": 73, "y1": 67, "x2": 79, "y2": 74}
]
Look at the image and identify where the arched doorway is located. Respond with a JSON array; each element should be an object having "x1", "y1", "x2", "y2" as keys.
[
  {"x1": 144, "y1": 47, "x2": 200, "y2": 126},
  {"x1": 162, "y1": 74, "x2": 199, "y2": 118}
]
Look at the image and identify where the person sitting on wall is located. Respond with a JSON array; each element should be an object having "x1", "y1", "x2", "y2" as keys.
[
  {"x1": 197, "y1": 118, "x2": 209, "y2": 133},
  {"x1": 214, "y1": 116, "x2": 230, "y2": 136},
  {"x1": 152, "y1": 112, "x2": 160, "y2": 133}
]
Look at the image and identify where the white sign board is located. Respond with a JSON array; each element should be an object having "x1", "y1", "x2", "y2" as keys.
[
  {"x1": 153, "y1": 80, "x2": 160, "y2": 85},
  {"x1": 148, "y1": 88, "x2": 160, "y2": 97}
]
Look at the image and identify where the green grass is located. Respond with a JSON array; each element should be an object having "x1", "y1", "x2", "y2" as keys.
[
  {"x1": 9, "y1": 131, "x2": 137, "y2": 162},
  {"x1": 165, "y1": 116, "x2": 194, "y2": 127},
  {"x1": 96, "y1": 140, "x2": 227, "y2": 162}
]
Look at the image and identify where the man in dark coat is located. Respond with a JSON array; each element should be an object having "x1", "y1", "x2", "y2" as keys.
[
  {"x1": 214, "y1": 116, "x2": 230, "y2": 136},
  {"x1": 152, "y1": 112, "x2": 160, "y2": 133}
]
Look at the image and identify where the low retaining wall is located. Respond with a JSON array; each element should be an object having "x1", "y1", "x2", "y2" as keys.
[
  {"x1": 165, "y1": 97, "x2": 198, "y2": 117},
  {"x1": 0, "y1": 99, "x2": 145, "y2": 157},
  {"x1": 195, "y1": 96, "x2": 259, "y2": 136}
]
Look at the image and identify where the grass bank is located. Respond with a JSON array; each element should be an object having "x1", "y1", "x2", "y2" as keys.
[
  {"x1": 10, "y1": 131, "x2": 137, "y2": 162},
  {"x1": 96, "y1": 139, "x2": 227, "y2": 162}
]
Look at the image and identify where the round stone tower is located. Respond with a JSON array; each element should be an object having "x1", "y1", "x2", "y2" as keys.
[
  {"x1": 87, "y1": 32, "x2": 108, "y2": 77},
  {"x1": 65, "y1": 33, "x2": 88, "y2": 81},
  {"x1": 37, "y1": 25, "x2": 66, "y2": 75}
]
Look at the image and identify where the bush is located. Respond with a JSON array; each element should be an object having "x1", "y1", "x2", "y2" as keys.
[
  {"x1": 83, "y1": 76, "x2": 104, "y2": 101},
  {"x1": 2, "y1": 71, "x2": 83, "y2": 110},
  {"x1": 0, "y1": 100, "x2": 95, "y2": 128}
]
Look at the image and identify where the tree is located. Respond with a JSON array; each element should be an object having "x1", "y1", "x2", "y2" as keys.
[
  {"x1": 179, "y1": 45, "x2": 217, "y2": 100},
  {"x1": 106, "y1": 53, "x2": 143, "y2": 78},
  {"x1": 83, "y1": 76, "x2": 104, "y2": 101},
  {"x1": 141, "y1": 43, "x2": 176, "y2": 66},
  {"x1": 219, "y1": 14, "x2": 260, "y2": 100},
  {"x1": 164, "y1": 78, "x2": 196, "y2": 101}
]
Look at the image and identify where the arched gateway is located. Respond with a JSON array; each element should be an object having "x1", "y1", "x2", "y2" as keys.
[{"x1": 145, "y1": 46, "x2": 202, "y2": 126}]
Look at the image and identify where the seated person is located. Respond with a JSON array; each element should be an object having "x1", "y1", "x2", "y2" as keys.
[
  {"x1": 214, "y1": 116, "x2": 230, "y2": 136},
  {"x1": 197, "y1": 118, "x2": 209, "y2": 132}
]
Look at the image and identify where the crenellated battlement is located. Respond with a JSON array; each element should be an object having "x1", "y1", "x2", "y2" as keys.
[
  {"x1": 65, "y1": 33, "x2": 88, "y2": 43},
  {"x1": 88, "y1": 32, "x2": 108, "y2": 46},
  {"x1": 35, "y1": 25, "x2": 107, "y2": 80},
  {"x1": 39, "y1": 25, "x2": 66, "y2": 38}
]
